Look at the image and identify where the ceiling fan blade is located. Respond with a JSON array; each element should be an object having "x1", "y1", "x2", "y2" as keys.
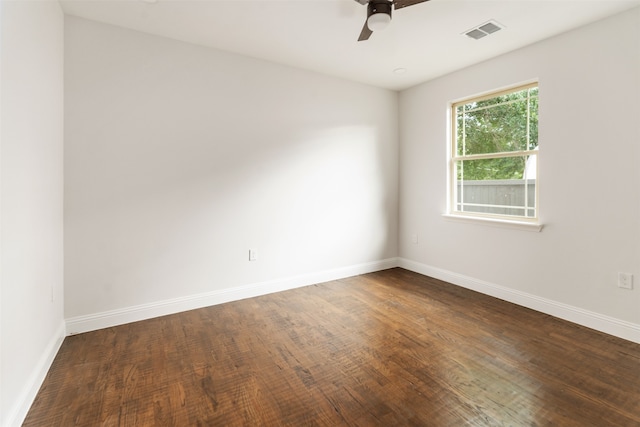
[
  {"x1": 358, "y1": 20, "x2": 373, "y2": 41},
  {"x1": 393, "y1": 0, "x2": 429, "y2": 10}
]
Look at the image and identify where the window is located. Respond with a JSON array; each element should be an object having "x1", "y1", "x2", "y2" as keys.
[{"x1": 450, "y1": 83, "x2": 539, "y2": 222}]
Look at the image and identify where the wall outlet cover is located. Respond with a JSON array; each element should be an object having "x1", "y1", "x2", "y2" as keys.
[{"x1": 617, "y1": 272, "x2": 633, "y2": 290}]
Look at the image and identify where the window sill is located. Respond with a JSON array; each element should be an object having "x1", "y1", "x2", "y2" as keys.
[{"x1": 442, "y1": 213, "x2": 543, "y2": 232}]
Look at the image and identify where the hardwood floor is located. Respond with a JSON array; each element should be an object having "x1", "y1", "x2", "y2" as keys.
[{"x1": 24, "y1": 268, "x2": 640, "y2": 426}]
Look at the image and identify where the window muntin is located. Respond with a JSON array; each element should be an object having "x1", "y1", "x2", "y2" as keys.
[{"x1": 451, "y1": 84, "x2": 538, "y2": 221}]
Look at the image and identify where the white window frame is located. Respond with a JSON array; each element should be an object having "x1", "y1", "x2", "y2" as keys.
[{"x1": 447, "y1": 82, "x2": 541, "y2": 230}]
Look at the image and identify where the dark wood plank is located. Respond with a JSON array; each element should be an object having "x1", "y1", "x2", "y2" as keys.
[{"x1": 23, "y1": 268, "x2": 640, "y2": 426}]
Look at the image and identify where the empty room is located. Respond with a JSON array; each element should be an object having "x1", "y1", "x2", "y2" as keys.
[{"x1": 1, "y1": 0, "x2": 639, "y2": 425}]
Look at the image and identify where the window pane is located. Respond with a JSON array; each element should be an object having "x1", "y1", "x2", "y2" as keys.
[
  {"x1": 456, "y1": 156, "x2": 528, "y2": 181},
  {"x1": 455, "y1": 156, "x2": 536, "y2": 217},
  {"x1": 456, "y1": 87, "x2": 538, "y2": 156}
]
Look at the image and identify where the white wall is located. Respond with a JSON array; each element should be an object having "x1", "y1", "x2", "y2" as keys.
[
  {"x1": 0, "y1": 1, "x2": 65, "y2": 425},
  {"x1": 399, "y1": 8, "x2": 640, "y2": 340},
  {"x1": 64, "y1": 17, "x2": 399, "y2": 326}
]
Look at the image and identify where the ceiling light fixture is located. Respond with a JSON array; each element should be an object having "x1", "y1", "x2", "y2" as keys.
[{"x1": 367, "y1": 1, "x2": 392, "y2": 32}]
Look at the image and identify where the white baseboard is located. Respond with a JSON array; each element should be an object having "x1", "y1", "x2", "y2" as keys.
[
  {"x1": 66, "y1": 258, "x2": 399, "y2": 335},
  {"x1": 398, "y1": 258, "x2": 640, "y2": 344},
  {"x1": 6, "y1": 320, "x2": 66, "y2": 427},
  {"x1": 66, "y1": 256, "x2": 640, "y2": 344}
]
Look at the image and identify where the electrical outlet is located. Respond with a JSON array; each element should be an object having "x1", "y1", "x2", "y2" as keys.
[
  {"x1": 411, "y1": 234, "x2": 418, "y2": 244},
  {"x1": 618, "y1": 272, "x2": 633, "y2": 290},
  {"x1": 249, "y1": 249, "x2": 257, "y2": 261}
]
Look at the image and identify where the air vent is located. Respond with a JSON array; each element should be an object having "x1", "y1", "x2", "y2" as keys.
[{"x1": 464, "y1": 20, "x2": 503, "y2": 40}]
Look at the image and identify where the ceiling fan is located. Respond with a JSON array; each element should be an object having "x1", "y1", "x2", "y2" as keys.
[{"x1": 354, "y1": 0, "x2": 430, "y2": 41}]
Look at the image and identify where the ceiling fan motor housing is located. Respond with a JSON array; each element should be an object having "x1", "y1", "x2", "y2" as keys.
[
  {"x1": 357, "y1": 0, "x2": 429, "y2": 41},
  {"x1": 368, "y1": 0, "x2": 393, "y2": 20}
]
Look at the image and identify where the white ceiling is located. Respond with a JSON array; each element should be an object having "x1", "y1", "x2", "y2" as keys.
[{"x1": 59, "y1": 0, "x2": 640, "y2": 90}]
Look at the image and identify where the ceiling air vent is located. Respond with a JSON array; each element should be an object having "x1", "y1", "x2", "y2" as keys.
[{"x1": 464, "y1": 20, "x2": 503, "y2": 40}]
